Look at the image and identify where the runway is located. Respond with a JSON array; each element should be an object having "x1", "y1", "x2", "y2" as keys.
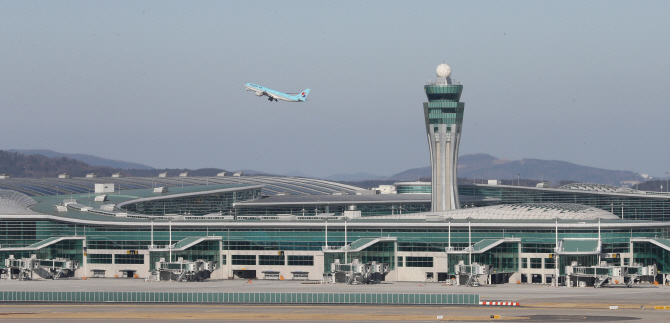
[{"x1": 0, "y1": 303, "x2": 663, "y2": 322}]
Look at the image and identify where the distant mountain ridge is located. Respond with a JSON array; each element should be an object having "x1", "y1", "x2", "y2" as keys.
[
  {"x1": 0, "y1": 150, "x2": 119, "y2": 178},
  {"x1": 0, "y1": 149, "x2": 640, "y2": 187},
  {"x1": 8, "y1": 149, "x2": 153, "y2": 170},
  {"x1": 390, "y1": 153, "x2": 637, "y2": 186},
  {"x1": 0, "y1": 150, "x2": 287, "y2": 179},
  {"x1": 323, "y1": 172, "x2": 383, "y2": 182}
]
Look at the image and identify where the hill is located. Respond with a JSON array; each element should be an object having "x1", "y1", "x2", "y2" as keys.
[
  {"x1": 0, "y1": 149, "x2": 641, "y2": 187},
  {"x1": 0, "y1": 150, "x2": 236, "y2": 178},
  {"x1": 0, "y1": 150, "x2": 118, "y2": 178},
  {"x1": 389, "y1": 154, "x2": 637, "y2": 187},
  {"x1": 8, "y1": 149, "x2": 153, "y2": 170}
]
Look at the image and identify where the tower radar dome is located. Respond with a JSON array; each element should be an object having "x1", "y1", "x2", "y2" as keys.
[{"x1": 436, "y1": 64, "x2": 452, "y2": 78}]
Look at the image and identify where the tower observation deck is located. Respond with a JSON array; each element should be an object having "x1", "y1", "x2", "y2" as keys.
[{"x1": 423, "y1": 64, "x2": 464, "y2": 211}]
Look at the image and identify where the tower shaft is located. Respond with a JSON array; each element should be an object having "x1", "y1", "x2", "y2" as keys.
[{"x1": 424, "y1": 71, "x2": 464, "y2": 211}]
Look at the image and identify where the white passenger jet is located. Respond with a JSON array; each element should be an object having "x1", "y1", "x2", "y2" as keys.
[{"x1": 244, "y1": 83, "x2": 310, "y2": 102}]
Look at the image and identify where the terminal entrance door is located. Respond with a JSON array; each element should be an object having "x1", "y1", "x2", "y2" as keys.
[
  {"x1": 233, "y1": 270, "x2": 256, "y2": 279},
  {"x1": 491, "y1": 273, "x2": 511, "y2": 284}
]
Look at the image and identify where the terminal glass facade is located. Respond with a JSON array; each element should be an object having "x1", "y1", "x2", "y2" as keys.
[
  {"x1": 121, "y1": 188, "x2": 262, "y2": 216},
  {"x1": 396, "y1": 185, "x2": 431, "y2": 194},
  {"x1": 235, "y1": 203, "x2": 431, "y2": 217},
  {"x1": 459, "y1": 184, "x2": 670, "y2": 221}
]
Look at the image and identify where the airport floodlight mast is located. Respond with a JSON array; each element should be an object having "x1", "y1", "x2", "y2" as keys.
[{"x1": 424, "y1": 63, "x2": 464, "y2": 211}]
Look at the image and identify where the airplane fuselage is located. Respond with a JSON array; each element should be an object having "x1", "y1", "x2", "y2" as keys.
[{"x1": 244, "y1": 83, "x2": 309, "y2": 102}]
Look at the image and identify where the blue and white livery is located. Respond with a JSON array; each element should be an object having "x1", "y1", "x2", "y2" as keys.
[{"x1": 244, "y1": 83, "x2": 310, "y2": 102}]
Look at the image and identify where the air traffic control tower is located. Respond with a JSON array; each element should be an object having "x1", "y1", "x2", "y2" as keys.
[{"x1": 424, "y1": 64, "x2": 464, "y2": 211}]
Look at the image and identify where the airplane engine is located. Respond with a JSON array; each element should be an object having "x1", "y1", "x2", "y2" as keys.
[{"x1": 255, "y1": 92, "x2": 263, "y2": 96}]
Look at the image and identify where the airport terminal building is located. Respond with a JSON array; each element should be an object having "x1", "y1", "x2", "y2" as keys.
[{"x1": 1, "y1": 65, "x2": 669, "y2": 285}]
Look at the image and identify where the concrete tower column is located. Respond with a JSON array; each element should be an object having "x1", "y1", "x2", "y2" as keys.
[{"x1": 424, "y1": 64, "x2": 465, "y2": 211}]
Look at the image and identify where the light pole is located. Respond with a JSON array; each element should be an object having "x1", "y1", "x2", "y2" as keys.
[
  {"x1": 666, "y1": 172, "x2": 669, "y2": 193},
  {"x1": 447, "y1": 217, "x2": 452, "y2": 251},
  {"x1": 554, "y1": 217, "x2": 560, "y2": 287},
  {"x1": 474, "y1": 173, "x2": 477, "y2": 184},
  {"x1": 169, "y1": 218, "x2": 172, "y2": 262},
  {"x1": 467, "y1": 217, "x2": 472, "y2": 265},
  {"x1": 517, "y1": 173, "x2": 520, "y2": 186},
  {"x1": 150, "y1": 218, "x2": 154, "y2": 249}
]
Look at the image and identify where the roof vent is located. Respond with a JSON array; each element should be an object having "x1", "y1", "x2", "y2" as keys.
[
  {"x1": 94, "y1": 195, "x2": 107, "y2": 202},
  {"x1": 233, "y1": 171, "x2": 243, "y2": 177},
  {"x1": 111, "y1": 173, "x2": 123, "y2": 178},
  {"x1": 154, "y1": 187, "x2": 168, "y2": 193},
  {"x1": 158, "y1": 172, "x2": 169, "y2": 178},
  {"x1": 86, "y1": 173, "x2": 98, "y2": 178},
  {"x1": 58, "y1": 173, "x2": 70, "y2": 179},
  {"x1": 0, "y1": 174, "x2": 9, "y2": 179},
  {"x1": 95, "y1": 183, "x2": 115, "y2": 193},
  {"x1": 179, "y1": 172, "x2": 189, "y2": 177},
  {"x1": 217, "y1": 172, "x2": 227, "y2": 177},
  {"x1": 100, "y1": 204, "x2": 115, "y2": 211}
]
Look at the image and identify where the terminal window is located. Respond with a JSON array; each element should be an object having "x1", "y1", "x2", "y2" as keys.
[
  {"x1": 406, "y1": 257, "x2": 433, "y2": 268},
  {"x1": 259, "y1": 255, "x2": 285, "y2": 266},
  {"x1": 288, "y1": 255, "x2": 314, "y2": 266},
  {"x1": 87, "y1": 254, "x2": 112, "y2": 264},
  {"x1": 232, "y1": 255, "x2": 256, "y2": 265},
  {"x1": 114, "y1": 254, "x2": 144, "y2": 264},
  {"x1": 545, "y1": 258, "x2": 555, "y2": 269},
  {"x1": 530, "y1": 258, "x2": 542, "y2": 269}
]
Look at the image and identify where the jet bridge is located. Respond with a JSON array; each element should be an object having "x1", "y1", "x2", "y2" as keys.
[
  {"x1": 154, "y1": 257, "x2": 217, "y2": 282},
  {"x1": 454, "y1": 261, "x2": 491, "y2": 287},
  {"x1": 330, "y1": 259, "x2": 390, "y2": 284},
  {"x1": 4, "y1": 254, "x2": 79, "y2": 280},
  {"x1": 565, "y1": 261, "x2": 657, "y2": 288}
]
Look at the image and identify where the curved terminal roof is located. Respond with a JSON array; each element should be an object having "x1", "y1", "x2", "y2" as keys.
[
  {"x1": 371, "y1": 203, "x2": 619, "y2": 221},
  {"x1": 234, "y1": 194, "x2": 497, "y2": 207},
  {"x1": 0, "y1": 189, "x2": 42, "y2": 215},
  {"x1": 558, "y1": 183, "x2": 630, "y2": 193},
  {"x1": 0, "y1": 175, "x2": 364, "y2": 197}
]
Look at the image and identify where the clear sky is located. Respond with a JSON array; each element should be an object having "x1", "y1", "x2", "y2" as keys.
[{"x1": 2, "y1": 1, "x2": 669, "y2": 178}]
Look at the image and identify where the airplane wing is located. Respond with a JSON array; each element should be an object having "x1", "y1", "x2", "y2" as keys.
[{"x1": 266, "y1": 92, "x2": 279, "y2": 101}]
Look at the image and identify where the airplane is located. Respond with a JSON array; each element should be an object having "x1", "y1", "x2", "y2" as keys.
[{"x1": 244, "y1": 83, "x2": 310, "y2": 102}]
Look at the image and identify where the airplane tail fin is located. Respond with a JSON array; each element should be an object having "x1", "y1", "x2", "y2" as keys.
[{"x1": 299, "y1": 89, "x2": 311, "y2": 101}]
